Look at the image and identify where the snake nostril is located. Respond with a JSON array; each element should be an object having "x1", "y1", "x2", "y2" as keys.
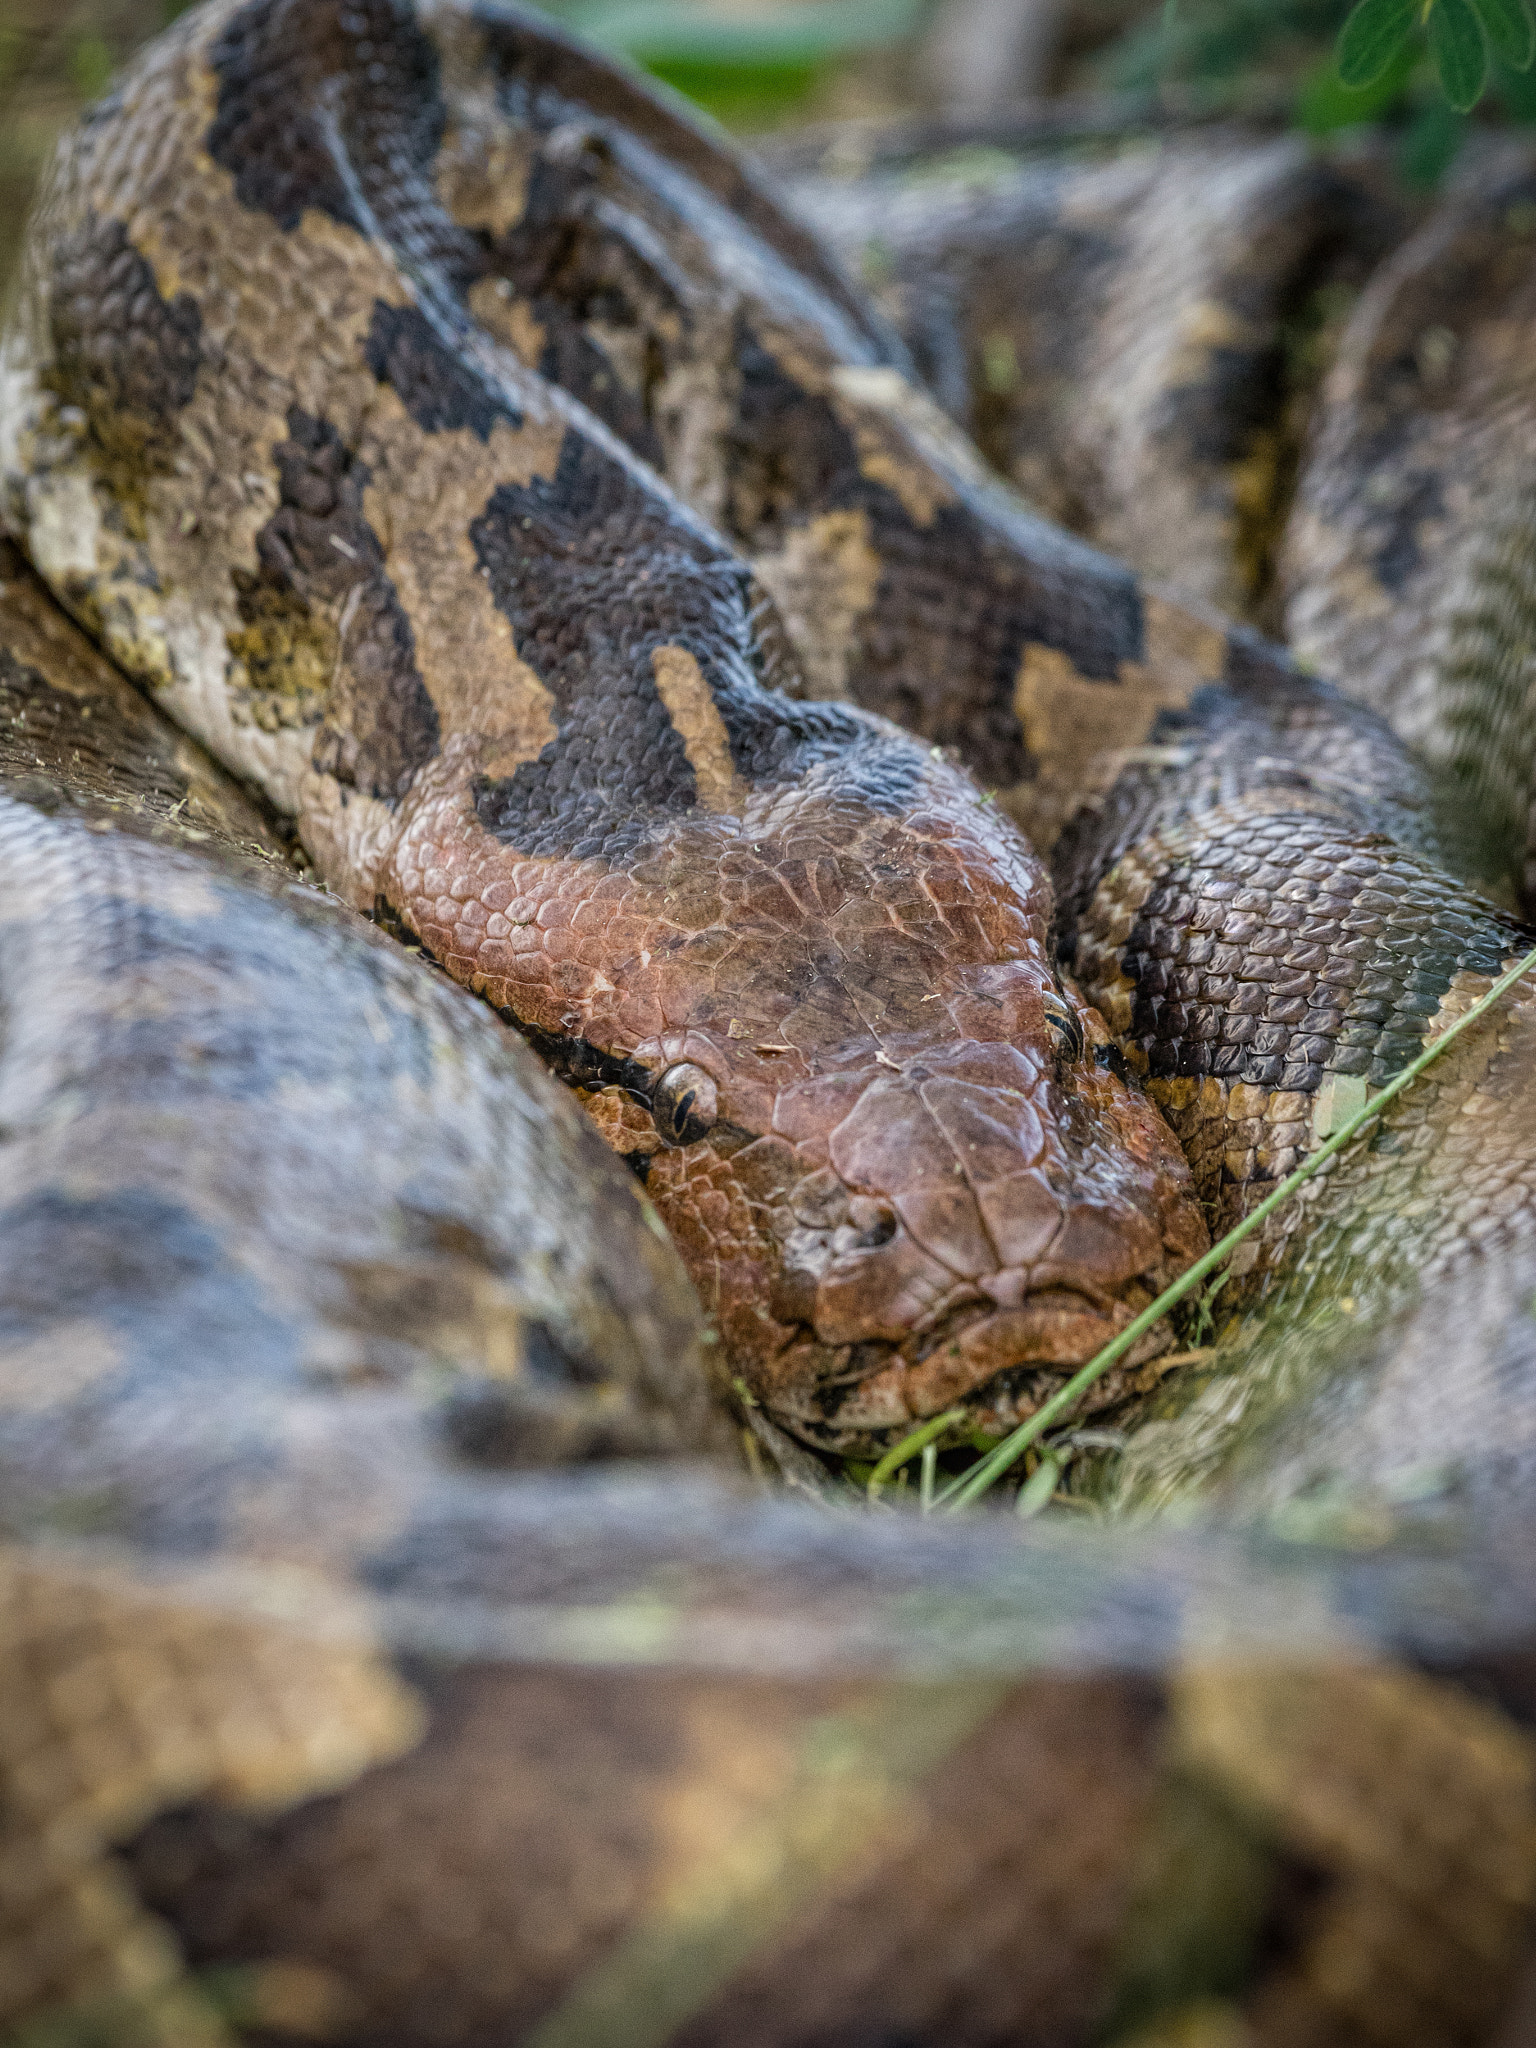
[{"x1": 847, "y1": 1197, "x2": 898, "y2": 1249}]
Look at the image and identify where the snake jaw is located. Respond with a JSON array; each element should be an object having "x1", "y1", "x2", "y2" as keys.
[
  {"x1": 632, "y1": 1006, "x2": 1207, "y2": 1456},
  {"x1": 377, "y1": 758, "x2": 1211, "y2": 1457}
]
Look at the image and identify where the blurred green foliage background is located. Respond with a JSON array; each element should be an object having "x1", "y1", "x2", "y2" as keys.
[{"x1": 3, "y1": 0, "x2": 1536, "y2": 292}]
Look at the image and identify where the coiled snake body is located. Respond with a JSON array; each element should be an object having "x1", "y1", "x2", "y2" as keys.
[
  {"x1": 7, "y1": 12, "x2": 1536, "y2": 2043},
  {"x1": 9, "y1": 0, "x2": 1535, "y2": 1468}
]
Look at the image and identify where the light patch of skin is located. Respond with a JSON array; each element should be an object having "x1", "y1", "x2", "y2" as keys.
[
  {"x1": 435, "y1": 116, "x2": 535, "y2": 242},
  {"x1": 652, "y1": 351, "x2": 735, "y2": 530},
  {"x1": 14, "y1": 457, "x2": 102, "y2": 585},
  {"x1": 827, "y1": 379, "x2": 955, "y2": 530},
  {"x1": 467, "y1": 276, "x2": 548, "y2": 368},
  {"x1": 0, "y1": 1323, "x2": 124, "y2": 1413},
  {"x1": 358, "y1": 394, "x2": 565, "y2": 763},
  {"x1": 1007, "y1": 591, "x2": 1227, "y2": 851},
  {"x1": 752, "y1": 323, "x2": 957, "y2": 530},
  {"x1": 749, "y1": 508, "x2": 882, "y2": 703},
  {"x1": 649, "y1": 645, "x2": 749, "y2": 813},
  {"x1": 0, "y1": 325, "x2": 40, "y2": 517},
  {"x1": 830, "y1": 362, "x2": 1004, "y2": 506}
]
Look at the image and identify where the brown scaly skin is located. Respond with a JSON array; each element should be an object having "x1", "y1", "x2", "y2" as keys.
[
  {"x1": 397, "y1": 760, "x2": 1203, "y2": 1445},
  {"x1": 0, "y1": 0, "x2": 1206, "y2": 1455},
  {"x1": 788, "y1": 133, "x2": 1414, "y2": 626},
  {"x1": 1281, "y1": 142, "x2": 1536, "y2": 910},
  {"x1": 1052, "y1": 660, "x2": 1536, "y2": 1312},
  {"x1": 0, "y1": 539, "x2": 719, "y2": 1480}
]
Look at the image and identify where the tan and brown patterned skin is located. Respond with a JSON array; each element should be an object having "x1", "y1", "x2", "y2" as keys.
[
  {"x1": 0, "y1": 0, "x2": 1211, "y2": 1456},
  {"x1": 788, "y1": 134, "x2": 1413, "y2": 627},
  {"x1": 1281, "y1": 143, "x2": 1536, "y2": 909},
  {"x1": 1050, "y1": 655, "x2": 1536, "y2": 1332},
  {"x1": 5, "y1": 32, "x2": 1536, "y2": 2039},
  {"x1": 0, "y1": 536, "x2": 718, "y2": 1490}
]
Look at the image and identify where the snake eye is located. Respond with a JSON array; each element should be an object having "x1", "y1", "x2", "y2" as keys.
[
  {"x1": 651, "y1": 1062, "x2": 718, "y2": 1146},
  {"x1": 1044, "y1": 996, "x2": 1084, "y2": 1063}
]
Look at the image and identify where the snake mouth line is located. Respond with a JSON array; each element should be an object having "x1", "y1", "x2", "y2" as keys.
[{"x1": 762, "y1": 1279, "x2": 1176, "y2": 1454}]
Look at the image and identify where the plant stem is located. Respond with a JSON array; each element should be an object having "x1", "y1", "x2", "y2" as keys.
[
  {"x1": 919, "y1": 1441, "x2": 938, "y2": 1512},
  {"x1": 933, "y1": 939, "x2": 1536, "y2": 1513},
  {"x1": 1015, "y1": 1452, "x2": 1064, "y2": 1518},
  {"x1": 865, "y1": 1405, "x2": 965, "y2": 1499}
]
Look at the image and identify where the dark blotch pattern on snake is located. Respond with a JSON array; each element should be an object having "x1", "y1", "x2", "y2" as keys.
[
  {"x1": 1, "y1": 0, "x2": 1215, "y2": 1454},
  {"x1": 4, "y1": 0, "x2": 1534, "y2": 1478}
]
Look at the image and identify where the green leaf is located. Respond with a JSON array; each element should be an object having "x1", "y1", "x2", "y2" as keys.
[
  {"x1": 1297, "y1": 38, "x2": 1417, "y2": 131},
  {"x1": 1470, "y1": 0, "x2": 1535, "y2": 68},
  {"x1": 1398, "y1": 96, "x2": 1467, "y2": 179},
  {"x1": 1337, "y1": 0, "x2": 1418, "y2": 87},
  {"x1": 1429, "y1": 0, "x2": 1490, "y2": 107},
  {"x1": 1015, "y1": 1454, "x2": 1064, "y2": 1519},
  {"x1": 1494, "y1": 48, "x2": 1536, "y2": 114}
]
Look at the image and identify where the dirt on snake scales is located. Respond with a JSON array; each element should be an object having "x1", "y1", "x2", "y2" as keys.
[{"x1": 7, "y1": 13, "x2": 1536, "y2": 2048}]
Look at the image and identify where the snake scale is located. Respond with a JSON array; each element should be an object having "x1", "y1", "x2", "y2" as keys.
[{"x1": 7, "y1": 6, "x2": 1536, "y2": 2043}]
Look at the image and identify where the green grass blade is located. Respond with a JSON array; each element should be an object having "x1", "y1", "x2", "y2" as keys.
[
  {"x1": 866, "y1": 1405, "x2": 965, "y2": 1499},
  {"x1": 935, "y1": 940, "x2": 1536, "y2": 1513},
  {"x1": 1015, "y1": 1454, "x2": 1063, "y2": 1519}
]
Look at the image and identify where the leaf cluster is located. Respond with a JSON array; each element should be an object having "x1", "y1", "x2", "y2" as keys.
[
  {"x1": 1338, "y1": 0, "x2": 1534, "y2": 110},
  {"x1": 1101, "y1": 0, "x2": 1536, "y2": 186}
]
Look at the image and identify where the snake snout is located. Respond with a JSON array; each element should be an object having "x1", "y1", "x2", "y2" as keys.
[{"x1": 764, "y1": 1038, "x2": 1207, "y2": 1452}]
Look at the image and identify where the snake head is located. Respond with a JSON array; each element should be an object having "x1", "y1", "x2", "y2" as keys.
[
  {"x1": 496, "y1": 751, "x2": 1212, "y2": 1461},
  {"x1": 390, "y1": 687, "x2": 1206, "y2": 1460},
  {"x1": 617, "y1": 959, "x2": 1205, "y2": 1457}
]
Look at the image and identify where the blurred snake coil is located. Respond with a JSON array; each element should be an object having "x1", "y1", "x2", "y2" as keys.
[{"x1": 5, "y1": 5, "x2": 1536, "y2": 2045}]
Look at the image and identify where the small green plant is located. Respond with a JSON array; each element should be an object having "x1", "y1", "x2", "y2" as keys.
[
  {"x1": 1336, "y1": 0, "x2": 1533, "y2": 110},
  {"x1": 1106, "y1": 0, "x2": 1536, "y2": 185}
]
